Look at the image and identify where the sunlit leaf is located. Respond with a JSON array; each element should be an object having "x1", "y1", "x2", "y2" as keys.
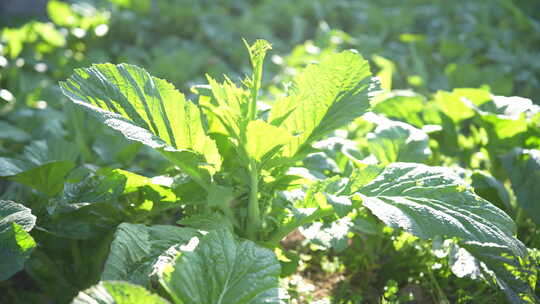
[
  {"x1": 72, "y1": 281, "x2": 169, "y2": 304},
  {"x1": 60, "y1": 64, "x2": 221, "y2": 185},
  {"x1": 269, "y1": 51, "x2": 373, "y2": 158}
]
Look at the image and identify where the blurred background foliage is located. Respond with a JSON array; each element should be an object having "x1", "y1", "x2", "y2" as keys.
[{"x1": 1, "y1": 0, "x2": 539, "y2": 102}]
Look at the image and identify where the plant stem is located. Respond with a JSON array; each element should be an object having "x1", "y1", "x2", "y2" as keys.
[
  {"x1": 247, "y1": 161, "x2": 260, "y2": 240},
  {"x1": 248, "y1": 56, "x2": 261, "y2": 121},
  {"x1": 426, "y1": 265, "x2": 450, "y2": 304},
  {"x1": 248, "y1": 83, "x2": 258, "y2": 121}
]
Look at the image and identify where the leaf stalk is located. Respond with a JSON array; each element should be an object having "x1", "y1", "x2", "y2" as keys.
[{"x1": 247, "y1": 161, "x2": 260, "y2": 240}]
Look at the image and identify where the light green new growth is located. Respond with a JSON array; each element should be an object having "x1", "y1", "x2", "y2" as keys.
[
  {"x1": 269, "y1": 50, "x2": 372, "y2": 158},
  {"x1": 244, "y1": 39, "x2": 272, "y2": 121}
]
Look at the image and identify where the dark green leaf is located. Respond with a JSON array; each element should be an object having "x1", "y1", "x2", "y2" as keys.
[
  {"x1": 359, "y1": 163, "x2": 534, "y2": 301},
  {"x1": 502, "y1": 149, "x2": 540, "y2": 225},
  {"x1": 159, "y1": 229, "x2": 280, "y2": 304},
  {"x1": 102, "y1": 223, "x2": 198, "y2": 287},
  {"x1": 0, "y1": 200, "x2": 36, "y2": 232}
]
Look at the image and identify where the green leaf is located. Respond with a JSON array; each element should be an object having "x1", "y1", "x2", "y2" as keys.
[
  {"x1": 469, "y1": 94, "x2": 536, "y2": 154},
  {"x1": 366, "y1": 116, "x2": 431, "y2": 165},
  {"x1": 60, "y1": 63, "x2": 221, "y2": 185},
  {"x1": 0, "y1": 200, "x2": 36, "y2": 232},
  {"x1": 359, "y1": 163, "x2": 534, "y2": 301},
  {"x1": 269, "y1": 176, "x2": 360, "y2": 244},
  {"x1": 177, "y1": 213, "x2": 233, "y2": 232},
  {"x1": 108, "y1": 0, "x2": 152, "y2": 13},
  {"x1": 452, "y1": 88, "x2": 492, "y2": 108},
  {"x1": 372, "y1": 90, "x2": 426, "y2": 127},
  {"x1": 206, "y1": 184, "x2": 234, "y2": 208},
  {"x1": 480, "y1": 113, "x2": 528, "y2": 154},
  {"x1": 45, "y1": 203, "x2": 124, "y2": 239},
  {"x1": 371, "y1": 55, "x2": 395, "y2": 91},
  {"x1": 1, "y1": 22, "x2": 65, "y2": 58},
  {"x1": 0, "y1": 223, "x2": 37, "y2": 281},
  {"x1": 47, "y1": 0, "x2": 79, "y2": 28},
  {"x1": 93, "y1": 131, "x2": 142, "y2": 165},
  {"x1": 23, "y1": 139, "x2": 80, "y2": 166},
  {"x1": 44, "y1": 173, "x2": 126, "y2": 239},
  {"x1": 347, "y1": 164, "x2": 384, "y2": 190},
  {"x1": 359, "y1": 163, "x2": 523, "y2": 252},
  {"x1": 159, "y1": 229, "x2": 280, "y2": 304},
  {"x1": 0, "y1": 157, "x2": 33, "y2": 176},
  {"x1": 72, "y1": 281, "x2": 169, "y2": 304},
  {"x1": 0, "y1": 201, "x2": 36, "y2": 281},
  {"x1": 245, "y1": 120, "x2": 292, "y2": 162},
  {"x1": 269, "y1": 51, "x2": 373, "y2": 158},
  {"x1": 10, "y1": 161, "x2": 76, "y2": 197},
  {"x1": 102, "y1": 223, "x2": 198, "y2": 287},
  {"x1": 433, "y1": 90, "x2": 476, "y2": 123},
  {"x1": 202, "y1": 75, "x2": 249, "y2": 138},
  {"x1": 478, "y1": 95, "x2": 538, "y2": 117},
  {"x1": 301, "y1": 216, "x2": 353, "y2": 252},
  {"x1": 461, "y1": 242, "x2": 538, "y2": 304},
  {"x1": 245, "y1": 40, "x2": 272, "y2": 93},
  {"x1": 107, "y1": 169, "x2": 182, "y2": 214},
  {"x1": 0, "y1": 140, "x2": 78, "y2": 196},
  {"x1": 303, "y1": 152, "x2": 340, "y2": 175},
  {"x1": 51, "y1": 172, "x2": 125, "y2": 213},
  {"x1": 47, "y1": 0, "x2": 109, "y2": 29},
  {"x1": 0, "y1": 121, "x2": 30, "y2": 142},
  {"x1": 470, "y1": 170, "x2": 511, "y2": 211},
  {"x1": 502, "y1": 149, "x2": 540, "y2": 225}
]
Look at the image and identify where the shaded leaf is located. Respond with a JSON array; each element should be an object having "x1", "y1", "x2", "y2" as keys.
[
  {"x1": 0, "y1": 200, "x2": 36, "y2": 232},
  {"x1": 359, "y1": 163, "x2": 534, "y2": 302},
  {"x1": 470, "y1": 170, "x2": 511, "y2": 211},
  {"x1": 102, "y1": 223, "x2": 198, "y2": 287},
  {"x1": 159, "y1": 229, "x2": 280, "y2": 304},
  {"x1": 0, "y1": 121, "x2": 30, "y2": 142},
  {"x1": 178, "y1": 213, "x2": 233, "y2": 232},
  {"x1": 0, "y1": 200, "x2": 36, "y2": 281},
  {"x1": 10, "y1": 161, "x2": 76, "y2": 197},
  {"x1": 502, "y1": 149, "x2": 540, "y2": 225}
]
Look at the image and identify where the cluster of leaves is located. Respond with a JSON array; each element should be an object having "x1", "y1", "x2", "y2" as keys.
[{"x1": 1, "y1": 37, "x2": 538, "y2": 303}]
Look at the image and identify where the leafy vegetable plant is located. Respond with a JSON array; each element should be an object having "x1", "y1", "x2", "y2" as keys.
[{"x1": 54, "y1": 40, "x2": 538, "y2": 303}]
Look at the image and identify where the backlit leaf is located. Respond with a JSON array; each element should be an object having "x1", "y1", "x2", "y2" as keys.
[
  {"x1": 269, "y1": 51, "x2": 373, "y2": 158},
  {"x1": 60, "y1": 64, "x2": 221, "y2": 185}
]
